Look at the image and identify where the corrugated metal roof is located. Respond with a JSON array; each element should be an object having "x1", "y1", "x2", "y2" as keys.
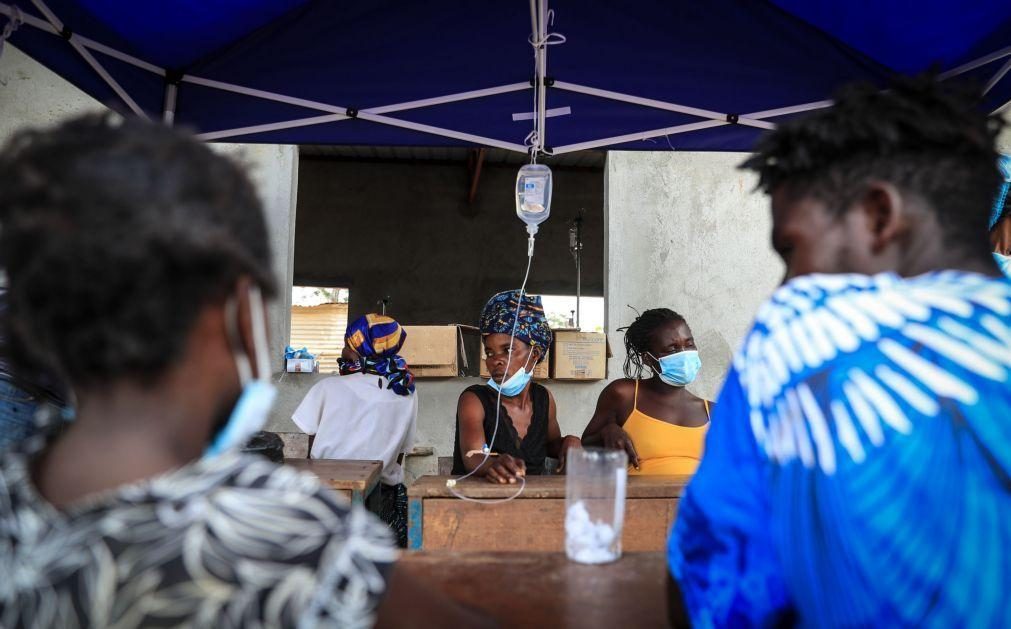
[{"x1": 289, "y1": 303, "x2": 348, "y2": 373}]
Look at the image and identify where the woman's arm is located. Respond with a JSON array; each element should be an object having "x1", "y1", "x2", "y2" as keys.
[
  {"x1": 456, "y1": 391, "x2": 526, "y2": 483},
  {"x1": 581, "y1": 381, "x2": 639, "y2": 469},
  {"x1": 544, "y1": 390, "x2": 581, "y2": 472}
]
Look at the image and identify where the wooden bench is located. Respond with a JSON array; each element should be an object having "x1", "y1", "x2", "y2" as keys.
[
  {"x1": 285, "y1": 458, "x2": 382, "y2": 511},
  {"x1": 407, "y1": 475, "x2": 689, "y2": 551},
  {"x1": 398, "y1": 551, "x2": 668, "y2": 627}
]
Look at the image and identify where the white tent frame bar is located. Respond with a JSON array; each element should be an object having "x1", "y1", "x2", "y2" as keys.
[
  {"x1": 4, "y1": 1, "x2": 1009, "y2": 150},
  {"x1": 551, "y1": 99, "x2": 833, "y2": 154},
  {"x1": 938, "y1": 45, "x2": 1011, "y2": 80},
  {"x1": 29, "y1": 0, "x2": 149, "y2": 118},
  {"x1": 181, "y1": 74, "x2": 347, "y2": 114},
  {"x1": 554, "y1": 81, "x2": 776, "y2": 130},
  {"x1": 0, "y1": 3, "x2": 162, "y2": 74},
  {"x1": 533, "y1": 0, "x2": 549, "y2": 154},
  {"x1": 984, "y1": 56, "x2": 1011, "y2": 96},
  {"x1": 197, "y1": 112, "x2": 348, "y2": 141},
  {"x1": 745, "y1": 100, "x2": 832, "y2": 119},
  {"x1": 554, "y1": 119, "x2": 727, "y2": 154}
]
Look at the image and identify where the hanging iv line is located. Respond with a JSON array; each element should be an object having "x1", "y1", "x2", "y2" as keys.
[{"x1": 445, "y1": 1, "x2": 559, "y2": 505}]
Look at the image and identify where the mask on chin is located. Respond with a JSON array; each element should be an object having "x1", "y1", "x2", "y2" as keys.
[
  {"x1": 994, "y1": 252, "x2": 1011, "y2": 279},
  {"x1": 205, "y1": 285, "x2": 277, "y2": 459},
  {"x1": 487, "y1": 351, "x2": 535, "y2": 397}
]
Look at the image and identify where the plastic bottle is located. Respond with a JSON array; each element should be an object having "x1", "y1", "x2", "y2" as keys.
[{"x1": 516, "y1": 163, "x2": 553, "y2": 235}]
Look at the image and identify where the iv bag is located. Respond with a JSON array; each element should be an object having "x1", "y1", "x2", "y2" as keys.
[{"x1": 516, "y1": 164, "x2": 552, "y2": 229}]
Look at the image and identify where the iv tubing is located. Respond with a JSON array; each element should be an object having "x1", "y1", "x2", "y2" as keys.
[{"x1": 446, "y1": 233, "x2": 537, "y2": 504}]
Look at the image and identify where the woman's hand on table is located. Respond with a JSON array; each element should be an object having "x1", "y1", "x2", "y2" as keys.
[
  {"x1": 484, "y1": 454, "x2": 526, "y2": 484},
  {"x1": 599, "y1": 423, "x2": 640, "y2": 470},
  {"x1": 555, "y1": 436, "x2": 583, "y2": 473}
]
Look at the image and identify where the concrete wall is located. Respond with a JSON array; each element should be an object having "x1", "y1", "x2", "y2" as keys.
[
  {"x1": 604, "y1": 152, "x2": 785, "y2": 402},
  {"x1": 0, "y1": 46, "x2": 299, "y2": 379},
  {"x1": 0, "y1": 46, "x2": 103, "y2": 136},
  {"x1": 210, "y1": 143, "x2": 298, "y2": 374},
  {"x1": 294, "y1": 157, "x2": 604, "y2": 325}
]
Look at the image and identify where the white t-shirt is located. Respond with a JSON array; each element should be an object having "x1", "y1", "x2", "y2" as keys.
[{"x1": 292, "y1": 373, "x2": 418, "y2": 485}]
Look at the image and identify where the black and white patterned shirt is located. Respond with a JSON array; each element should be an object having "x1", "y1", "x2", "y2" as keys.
[{"x1": 0, "y1": 439, "x2": 397, "y2": 628}]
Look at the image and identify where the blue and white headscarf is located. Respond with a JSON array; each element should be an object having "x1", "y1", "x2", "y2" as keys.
[{"x1": 338, "y1": 314, "x2": 414, "y2": 396}]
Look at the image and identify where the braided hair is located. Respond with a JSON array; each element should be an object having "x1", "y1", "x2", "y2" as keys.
[{"x1": 621, "y1": 308, "x2": 686, "y2": 379}]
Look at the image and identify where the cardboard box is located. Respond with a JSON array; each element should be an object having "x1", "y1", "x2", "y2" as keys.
[
  {"x1": 551, "y1": 331, "x2": 608, "y2": 380},
  {"x1": 480, "y1": 349, "x2": 550, "y2": 380},
  {"x1": 401, "y1": 325, "x2": 482, "y2": 378},
  {"x1": 286, "y1": 358, "x2": 317, "y2": 373}
]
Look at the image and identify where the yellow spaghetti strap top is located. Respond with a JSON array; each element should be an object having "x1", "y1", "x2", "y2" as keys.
[{"x1": 624, "y1": 380, "x2": 709, "y2": 476}]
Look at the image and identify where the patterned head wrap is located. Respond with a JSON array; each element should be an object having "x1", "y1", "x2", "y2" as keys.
[
  {"x1": 339, "y1": 314, "x2": 415, "y2": 396},
  {"x1": 989, "y1": 154, "x2": 1011, "y2": 230},
  {"x1": 479, "y1": 290, "x2": 552, "y2": 363}
]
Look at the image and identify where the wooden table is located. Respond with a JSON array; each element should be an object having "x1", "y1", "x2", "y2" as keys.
[
  {"x1": 407, "y1": 475, "x2": 688, "y2": 551},
  {"x1": 285, "y1": 458, "x2": 382, "y2": 509},
  {"x1": 398, "y1": 551, "x2": 668, "y2": 628}
]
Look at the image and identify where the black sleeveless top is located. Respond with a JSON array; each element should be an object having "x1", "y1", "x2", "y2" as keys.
[{"x1": 451, "y1": 383, "x2": 550, "y2": 475}]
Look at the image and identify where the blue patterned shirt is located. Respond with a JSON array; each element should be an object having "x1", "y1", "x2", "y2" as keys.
[{"x1": 670, "y1": 271, "x2": 1011, "y2": 627}]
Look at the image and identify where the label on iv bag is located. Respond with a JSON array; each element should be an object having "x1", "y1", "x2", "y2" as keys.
[{"x1": 522, "y1": 177, "x2": 547, "y2": 213}]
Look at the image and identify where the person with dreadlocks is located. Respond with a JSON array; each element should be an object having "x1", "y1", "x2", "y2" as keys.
[
  {"x1": 667, "y1": 75, "x2": 1011, "y2": 627},
  {"x1": 453, "y1": 290, "x2": 581, "y2": 484},
  {"x1": 582, "y1": 308, "x2": 711, "y2": 475},
  {"x1": 292, "y1": 313, "x2": 418, "y2": 547},
  {"x1": 990, "y1": 154, "x2": 1011, "y2": 277}
]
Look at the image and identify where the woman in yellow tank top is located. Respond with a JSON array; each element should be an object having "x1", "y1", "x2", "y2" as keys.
[{"x1": 582, "y1": 308, "x2": 711, "y2": 475}]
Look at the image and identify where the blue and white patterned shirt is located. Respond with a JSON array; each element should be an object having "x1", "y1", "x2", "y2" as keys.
[{"x1": 670, "y1": 271, "x2": 1011, "y2": 627}]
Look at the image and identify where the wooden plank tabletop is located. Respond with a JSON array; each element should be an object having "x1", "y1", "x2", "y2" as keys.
[
  {"x1": 285, "y1": 458, "x2": 382, "y2": 492},
  {"x1": 408, "y1": 474, "x2": 690, "y2": 499},
  {"x1": 398, "y1": 552, "x2": 668, "y2": 628}
]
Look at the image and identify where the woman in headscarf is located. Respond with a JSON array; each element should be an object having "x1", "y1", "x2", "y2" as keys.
[
  {"x1": 293, "y1": 314, "x2": 417, "y2": 547},
  {"x1": 452, "y1": 290, "x2": 581, "y2": 483}
]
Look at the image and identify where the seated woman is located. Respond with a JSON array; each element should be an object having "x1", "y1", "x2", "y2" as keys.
[
  {"x1": 0, "y1": 114, "x2": 482, "y2": 627},
  {"x1": 453, "y1": 290, "x2": 581, "y2": 483},
  {"x1": 582, "y1": 308, "x2": 711, "y2": 475},
  {"x1": 293, "y1": 314, "x2": 417, "y2": 548}
]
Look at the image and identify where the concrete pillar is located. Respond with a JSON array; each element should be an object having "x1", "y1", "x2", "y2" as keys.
[
  {"x1": 0, "y1": 45, "x2": 102, "y2": 139},
  {"x1": 210, "y1": 144, "x2": 298, "y2": 374},
  {"x1": 604, "y1": 152, "x2": 784, "y2": 401}
]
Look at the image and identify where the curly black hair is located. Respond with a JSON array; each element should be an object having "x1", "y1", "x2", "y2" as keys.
[
  {"x1": 741, "y1": 74, "x2": 1004, "y2": 254},
  {"x1": 622, "y1": 308, "x2": 685, "y2": 379},
  {"x1": 0, "y1": 114, "x2": 275, "y2": 388}
]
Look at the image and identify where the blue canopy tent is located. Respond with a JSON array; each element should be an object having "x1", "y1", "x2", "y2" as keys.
[{"x1": 1, "y1": 0, "x2": 1010, "y2": 155}]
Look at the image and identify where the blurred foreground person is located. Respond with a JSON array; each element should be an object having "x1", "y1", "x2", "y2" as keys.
[
  {"x1": 0, "y1": 115, "x2": 486, "y2": 628},
  {"x1": 669, "y1": 76, "x2": 1011, "y2": 627}
]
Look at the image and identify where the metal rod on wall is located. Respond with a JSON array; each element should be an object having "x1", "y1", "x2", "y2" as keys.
[{"x1": 569, "y1": 210, "x2": 584, "y2": 329}]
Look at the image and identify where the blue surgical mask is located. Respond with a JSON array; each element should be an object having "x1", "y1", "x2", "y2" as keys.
[
  {"x1": 487, "y1": 353, "x2": 534, "y2": 397},
  {"x1": 994, "y1": 252, "x2": 1011, "y2": 279},
  {"x1": 649, "y1": 350, "x2": 702, "y2": 387},
  {"x1": 206, "y1": 286, "x2": 277, "y2": 458}
]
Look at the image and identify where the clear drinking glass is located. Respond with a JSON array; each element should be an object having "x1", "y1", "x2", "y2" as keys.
[{"x1": 565, "y1": 447, "x2": 628, "y2": 564}]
